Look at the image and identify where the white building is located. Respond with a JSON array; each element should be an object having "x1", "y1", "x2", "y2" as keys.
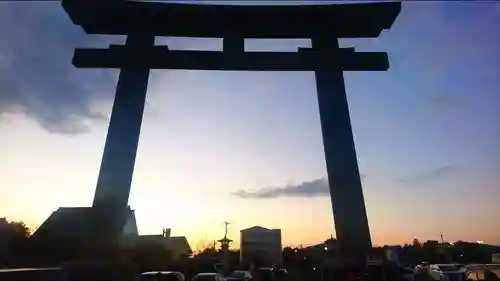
[{"x1": 240, "y1": 226, "x2": 282, "y2": 267}]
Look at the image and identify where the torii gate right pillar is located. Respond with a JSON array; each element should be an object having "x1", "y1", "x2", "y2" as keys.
[{"x1": 312, "y1": 36, "x2": 372, "y2": 269}]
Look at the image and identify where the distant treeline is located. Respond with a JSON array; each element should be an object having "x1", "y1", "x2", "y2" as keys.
[{"x1": 282, "y1": 239, "x2": 499, "y2": 268}]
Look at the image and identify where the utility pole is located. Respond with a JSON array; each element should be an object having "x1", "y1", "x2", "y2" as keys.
[
  {"x1": 224, "y1": 221, "x2": 230, "y2": 239},
  {"x1": 219, "y1": 221, "x2": 233, "y2": 274}
]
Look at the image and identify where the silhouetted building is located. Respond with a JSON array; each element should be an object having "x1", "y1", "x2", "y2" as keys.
[
  {"x1": 240, "y1": 226, "x2": 282, "y2": 267},
  {"x1": 30, "y1": 206, "x2": 138, "y2": 255},
  {"x1": 126, "y1": 230, "x2": 192, "y2": 260},
  {"x1": 303, "y1": 237, "x2": 339, "y2": 261}
]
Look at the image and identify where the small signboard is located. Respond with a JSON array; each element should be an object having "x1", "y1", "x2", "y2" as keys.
[
  {"x1": 385, "y1": 248, "x2": 400, "y2": 264},
  {"x1": 366, "y1": 254, "x2": 383, "y2": 266}
]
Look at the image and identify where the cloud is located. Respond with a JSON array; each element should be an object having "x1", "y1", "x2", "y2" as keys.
[
  {"x1": 233, "y1": 174, "x2": 367, "y2": 199},
  {"x1": 234, "y1": 166, "x2": 456, "y2": 199},
  {"x1": 0, "y1": 3, "x2": 120, "y2": 134},
  {"x1": 399, "y1": 165, "x2": 457, "y2": 185}
]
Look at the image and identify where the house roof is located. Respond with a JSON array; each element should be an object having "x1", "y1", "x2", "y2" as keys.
[
  {"x1": 133, "y1": 235, "x2": 192, "y2": 255},
  {"x1": 241, "y1": 226, "x2": 279, "y2": 232},
  {"x1": 30, "y1": 206, "x2": 137, "y2": 245},
  {"x1": 304, "y1": 238, "x2": 338, "y2": 251},
  {"x1": 31, "y1": 207, "x2": 92, "y2": 243},
  {"x1": 166, "y1": 236, "x2": 192, "y2": 255}
]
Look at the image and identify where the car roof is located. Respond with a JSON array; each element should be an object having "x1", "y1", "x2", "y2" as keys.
[
  {"x1": 0, "y1": 268, "x2": 60, "y2": 272},
  {"x1": 141, "y1": 271, "x2": 182, "y2": 275}
]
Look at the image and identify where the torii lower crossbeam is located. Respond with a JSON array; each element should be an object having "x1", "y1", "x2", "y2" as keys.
[{"x1": 73, "y1": 46, "x2": 389, "y2": 71}]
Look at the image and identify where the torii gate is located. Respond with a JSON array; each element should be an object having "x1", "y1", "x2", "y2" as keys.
[{"x1": 62, "y1": 0, "x2": 400, "y2": 270}]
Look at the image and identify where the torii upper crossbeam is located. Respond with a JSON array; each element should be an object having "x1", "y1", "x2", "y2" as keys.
[{"x1": 62, "y1": 0, "x2": 400, "y2": 38}]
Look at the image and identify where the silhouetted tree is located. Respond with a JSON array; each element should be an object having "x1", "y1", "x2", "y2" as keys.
[
  {"x1": 194, "y1": 238, "x2": 216, "y2": 254},
  {"x1": 282, "y1": 247, "x2": 296, "y2": 267},
  {"x1": 421, "y1": 240, "x2": 440, "y2": 263},
  {"x1": 451, "y1": 241, "x2": 491, "y2": 264},
  {"x1": 190, "y1": 241, "x2": 223, "y2": 274},
  {"x1": 394, "y1": 239, "x2": 497, "y2": 265},
  {"x1": 0, "y1": 219, "x2": 32, "y2": 266},
  {"x1": 412, "y1": 238, "x2": 421, "y2": 248},
  {"x1": 0, "y1": 220, "x2": 31, "y2": 238}
]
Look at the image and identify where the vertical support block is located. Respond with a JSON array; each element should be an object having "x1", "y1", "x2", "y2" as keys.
[
  {"x1": 90, "y1": 33, "x2": 155, "y2": 251},
  {"x1": 311, "y1": 36, "x2": 372, "y2": 265},
  {"x1": 223, "y1": 36, "x2": 244, "y2": 55},
  {"x1": 223, "y1": 36, "x2": 244, "y2": 70}
]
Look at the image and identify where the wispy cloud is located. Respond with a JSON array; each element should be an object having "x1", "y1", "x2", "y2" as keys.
[
  {"x1": 234, "y1": 166, "x2": 455, "y2": 199},
  {"x1": 233, "y1": 174, "x2": 367, "y2": 199},
  {"x1": 399, "y1": 165, "x2": 457, "y2": 185},
  {"x1": 0, "y1": 3, "x2": 118, "y2": 134}
]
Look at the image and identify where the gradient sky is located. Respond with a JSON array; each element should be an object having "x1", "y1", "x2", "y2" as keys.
[{"x1": 1, "y1": 1, "x2": 499, "y2": 250}]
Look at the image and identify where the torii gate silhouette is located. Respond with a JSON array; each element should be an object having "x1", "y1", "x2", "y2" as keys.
[{"x1": 62, "y1": 0, "x2": 400, "y2": 270}]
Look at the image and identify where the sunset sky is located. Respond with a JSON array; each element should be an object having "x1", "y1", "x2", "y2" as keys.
[{"x1": 1, "y1": 1, "x2": 499, "y2": 250}]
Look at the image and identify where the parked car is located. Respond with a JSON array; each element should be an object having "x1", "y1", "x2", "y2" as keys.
[
  {"x1": 428, "y1": 264, "x2": 466, "y2": 281},
  {"x1": 464, "y1": 264, "x2": 500, "y2": 281},
  {"x1": 401, "y1": 266, "x2": 415, "y2": 281},
  {"x1": 0, "y1": 268, "x2": 62, "y2": 281},
  {"x1": 255, "y1": 268, "x2": 274, "y2": 281},
  {"x1": 415, "y1": 262, "x2": 430, "y2": 275},
  {"x1": 227, "y1": 270, "x2": 252, "y2": 281},
  {"x1": 274, "y1": 268, "x2": 288, "y2": 281},
  {"x1": 135, "y1": 271, "x2": 185, "y2": 281},
  {"x1": 192, "y1": 272, "x2": 227, "y2": 281}
]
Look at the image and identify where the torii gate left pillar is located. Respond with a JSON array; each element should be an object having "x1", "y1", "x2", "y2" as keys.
[
  {"x1": 89, "y1": 34, "x2": 154, "y2": 253},
  {"x1": 62, "y1": 0, "x2": 401, "y2": 270}
]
